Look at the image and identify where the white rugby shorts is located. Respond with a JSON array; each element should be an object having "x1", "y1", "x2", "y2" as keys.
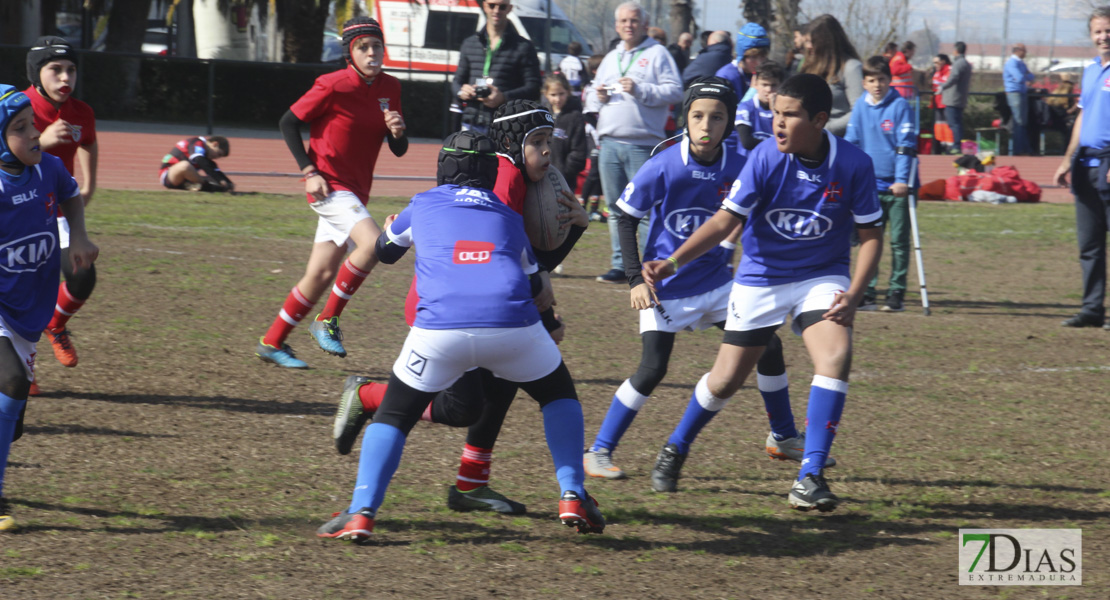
[
  {"x1": 392, "y1": 322, "x2": 563, "y2": 392},
  {"x1": 0, "y1": 314, "x2": 38, "y2": 381},
  {"x1": 310, "y1": 190, "x2": 372, "y2": 248},
  {"x1": 725, "y1": 275, "x2": 851, "y2": 335},
  {"x1": 58, "y1": 216, "x2": 70, "y2": 250},
  {"x1": 640, "y1": 281, "x2": 731, "y2": 333}
]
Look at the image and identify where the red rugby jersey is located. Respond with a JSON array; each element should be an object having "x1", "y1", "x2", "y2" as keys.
[{"x1": 24, "y1": 86, "x2": 97, "y2": 176}]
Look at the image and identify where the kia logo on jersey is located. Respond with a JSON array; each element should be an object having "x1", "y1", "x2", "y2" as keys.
[
  {"x1": 0, "y1": 232, "x2": 57, "y2": 273},
  {"x1": 453, "y1": 240, "x2": 494, "y2": 264},
  {"x1": 664, "y1": 207, "x2": 715, "y2": 239},
  {"x1": 765, "y1": 208, "x2": 834, "y2": 240}
]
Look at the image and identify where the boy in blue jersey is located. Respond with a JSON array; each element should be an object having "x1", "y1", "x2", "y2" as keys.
[
  {"x1": 317, "y1": 131, "x2": 603, "y2": 542},
  {"x1": 735, "y1": 61, "x2": 784, "y2": 156},
  {"x1": 584, "y1": 77, "x2": 812, "y2": 485},
  {"x1": 642, "y1": 74, "x2": 884, "y2": 511},
  {"x1": 0, "y1": 84, "x2": 99, "y2": 531},
  {"x1": 845, "y1": 56, "x2": 918, "y2": 312}
]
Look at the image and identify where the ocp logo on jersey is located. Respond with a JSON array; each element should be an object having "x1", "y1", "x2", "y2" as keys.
[{"x1": 959, "y1": 529, "x2": 1081, "y2": 586}]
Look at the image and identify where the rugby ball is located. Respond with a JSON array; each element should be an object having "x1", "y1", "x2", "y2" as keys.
[{"x1": 523, "y1": 167, "x2": 572, "y2": 251}]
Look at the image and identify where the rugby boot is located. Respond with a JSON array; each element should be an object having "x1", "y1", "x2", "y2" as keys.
[
  {"x1": 789, "y1": 472, "x2": 839, "y2": 512},
  {"x1": 0, "y1": 497, "x2": 14, "y2": 532},
  {"x1": 254, "y1": 337, "x2": 308, "y2": 369},
  {"x1": 334, "y1": 375, "x2": 372, "y2": 455},
  {"x1": 765, "y1": 432, "x2": 837, "y2": 467},
  {"x1": 316, "y1": 507, "x2": 375, "y2": 542},
  {"x1": 46, "y1": 327, "x2": 78, "y2": 367},
  {"x1": 309, "y1": 316, "x2": 347, "y2": 357},
  {"x1": 650, "y1": 443, "x2": 687, "y2": 493},
  {"x1": 447, "y1": 485, "x2": 527, "y2": 515},
  {"x1": 584, "y1": 448, "x2": 626, "y2": 479},
  {"x1": 558, "y1": 490, "x2": 605, "y2": 534}
]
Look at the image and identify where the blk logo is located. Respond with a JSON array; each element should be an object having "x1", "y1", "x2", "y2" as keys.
[
  {"x1": 796, "y1": 171, "x2": 822, "y2": 183},
  {"x1": 691, "y1": 170, "x2": 717, "y2": 181},
  {"x1": 765, "y1": 209, "x2": 833, "y2": 240},
  {"x1": 11, "y1": 189, "x2": 38, "y2": 205},
  {"x1": 664, "y1": 207, "x2": 715, "y2": 239},
  {"x1": 0, "y1": 232, "x2": 56, "y2": 273},
  {"x1": 453, "y1": 240, "x2": 494, "y2": 264}
]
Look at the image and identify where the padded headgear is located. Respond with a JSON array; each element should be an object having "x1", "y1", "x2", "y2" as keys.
[
  {"x1": 437, "y1": 130, "x2": 499, "y2": 189},
  {"x1": 26, "y1": 36, "x2": 75, "y2": 93},
  {"x1": 341, "y1": 17, "x2": 384, "y2": 64},
  {"x1": 682, "y1": 76, "x2": 739, "y2": 140},
  {"x1": 0, "y1": 84, "x2": 32, "y2": 165},
  {"x1": 489, "y1": 100, "x2": 554, "y2": 172}
]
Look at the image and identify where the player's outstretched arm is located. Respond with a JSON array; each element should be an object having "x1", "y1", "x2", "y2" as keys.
[
  {"x1": 58, "y1": 194, "x2": 99, "y2": 271},
  {"x1": 642, "y1": 209, "x2": 739, "y2": 288},
  {"x1": 824, "y1": 225, "x2": 883, "y2": 327}
]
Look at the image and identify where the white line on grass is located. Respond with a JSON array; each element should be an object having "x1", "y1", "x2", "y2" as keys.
[{"x1": 132, "y1": 246, "x2": 287, "y2": 265}]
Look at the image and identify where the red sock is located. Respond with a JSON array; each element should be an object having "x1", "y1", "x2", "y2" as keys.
[
  {"x1": 318, "y1": 259, "x2": 370, "y2": 321},
  {"x1": 456, "y1": 444, "x2": 493, "y2": 491},
  {"x1": 262, "y1": 286, "x2": 315, "y2": 348},
  {"x1": 357, "y1": 381, "x2": 388, "y2": 412},
  {"x1": 47, "y1": 282, "x2": 85, "y2": 332}
]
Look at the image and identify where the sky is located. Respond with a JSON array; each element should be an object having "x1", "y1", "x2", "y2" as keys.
[{"x1": 697, "y1": 0, "x2": 1095, "y2": 49}]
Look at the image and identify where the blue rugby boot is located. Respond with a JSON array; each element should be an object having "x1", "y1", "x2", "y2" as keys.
[
  {"x1": 309, "y1": 315, "x2": 347, "y2": 357},
  {"x1": 255, "y1": 337, "x2": 308, "y2": 369}
]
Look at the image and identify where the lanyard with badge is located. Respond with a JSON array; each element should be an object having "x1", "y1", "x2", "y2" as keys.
[
  {"x1": 474, "y1": 37, "x2": 503, "y2": 93},
  {"x1": 608, "y1": 47, "x2": 644, "y2": 105}
]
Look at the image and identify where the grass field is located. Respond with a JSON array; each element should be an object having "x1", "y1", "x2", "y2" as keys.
[{"x1": 2, "y1": 189, "x2": 1108, "y2": 599}]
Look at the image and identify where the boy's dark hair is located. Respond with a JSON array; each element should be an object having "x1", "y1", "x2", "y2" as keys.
[
  {"x1": 901, "y1": 40, "x2": 916, "y2": 53},
  {"x1": 862, "y1": 56, "x2": 892, "y2": 79},
  {"x1": 936, "y1": 53, "x2": 951, "y2": 66},
  {"x1": 755, "y1": 60, "x2": 785, "y2": 84},
  {"x1": 954, "y1": 41, "x2": 966, "y2": 54},
  {"x1": 587, "y1": 54, "x2": 605, "y2": 74},
  {"x1": 882, "y1": 42, "x2": 898, "y2": 55},
  {"x1": 567, "y1": 41, "x2": 582, "y2": 56},
  {"x1": 777, "y1": 74, "x2": 832, "y2": 121},
  {"x1": 208, "y1": 135, "x2": 230, "y2": 156}
]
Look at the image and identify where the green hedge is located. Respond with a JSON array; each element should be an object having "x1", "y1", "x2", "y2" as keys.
[{"x1": 0, "y1": 45, "x2": 450, "y2": 137}]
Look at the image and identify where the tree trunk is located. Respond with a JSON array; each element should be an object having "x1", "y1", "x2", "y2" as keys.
[
  {"x1": 281, "y1": 1, "x2": 328, "y2": 63},
  {"x1": 770, "y1": 0, "x2": 800, "y2": 66},
  {"x1": 668, "y1": 0, "x2": 692, "y2": 43},
  {"x1": 104, "y1": 0, "x2": 154, "y2": 53}
]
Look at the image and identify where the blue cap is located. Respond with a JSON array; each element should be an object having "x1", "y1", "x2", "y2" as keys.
[
  {"x1": 0, "y1": 84, "x2": 32, "y2": 165},
  {"x1": 736, "y1": 23, "x2": 770, "y2": 56}
]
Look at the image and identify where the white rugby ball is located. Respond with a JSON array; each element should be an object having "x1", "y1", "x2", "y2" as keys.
[{"x1": 523, "y1": 167, "x2": 572, "y2": 251}]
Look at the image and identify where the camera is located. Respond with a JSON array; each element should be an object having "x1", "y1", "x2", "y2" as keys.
[{"x1": 474, "y1": 85, "x2": 491, "y2": 99}]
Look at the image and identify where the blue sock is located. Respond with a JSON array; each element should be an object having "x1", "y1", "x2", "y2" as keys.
[
  {"x1": 667, "y1": 374, "x2": 730, "y2": 454},
  {"x1": 590, "y1": 380, "x2": 647, "y2": 453},
  {"x1": 348, "y1": 422, "x2": 406, "y2": 514},
  {"x1": 757, "y1": 372, "x2": 798, "y2": 440},
  {"x1": 798, "y1": 376, "x2": 847, "y2": 480},
  {"x1": 542, "y1": 398, "x2": 585, "y2": 496},
  {"x1": 0, "y1": 392, "x2": 27, "y2": 496}
]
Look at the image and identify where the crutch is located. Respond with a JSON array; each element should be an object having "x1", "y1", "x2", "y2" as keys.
[{"x1": 907, "y1": 156, "x2": 931, "y2": 316}]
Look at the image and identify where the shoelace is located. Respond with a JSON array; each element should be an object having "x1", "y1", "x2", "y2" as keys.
[
  {"x1": 51, "y1": 330, "x2": 74, "y2": 350},
  {"x1": 324, "y1": 319, "x2": 344, "y2": 341},
  {"x1": 656, "y1": 448, "x2": 683, "y2": 474},
  {"x1": 594, "y1": 451, "x2": 618, "y2": 470}
]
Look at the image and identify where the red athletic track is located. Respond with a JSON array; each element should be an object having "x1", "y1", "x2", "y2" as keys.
[{"x1": 89, "y1": 127, "x2": 1074, "y2": 203}]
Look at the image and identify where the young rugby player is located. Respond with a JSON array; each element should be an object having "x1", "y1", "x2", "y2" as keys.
[
  {"x1": 0, "y1": 84, "x2": 99, "y2": 531},
  {"x1": 735, "y1": 61, "x2": 784, "y2": 155},
  {"x1": 642, "y1": 74, "x2": 883, "y2": 511},
  {"x1": 23, "y1": 37, "x2": 98, "y2": 377},
  {"x1": 584, "y1": 77, "x2": 807, "y2": 483},
  {"x1": 158, "y1": 135, "x2": 234, "y2": 192},
  {"x1": 317, "y1": 131, "x2": 603, "y2": 542},
  {"x1": 255, "y1": 17, "x2": 407, "y2": 368},
  {"x1": 333, "y1": 100, "x2": 589, "y2": 515}
]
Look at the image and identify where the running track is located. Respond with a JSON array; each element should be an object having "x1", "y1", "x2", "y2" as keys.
[{"x1": 89, "y1": 123, "x2": 1074, "y2": 203}]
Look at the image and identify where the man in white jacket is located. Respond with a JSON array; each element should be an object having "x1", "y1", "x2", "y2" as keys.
[{"x1": 585, "y1": 1, "x2": 683, "y2": 283}]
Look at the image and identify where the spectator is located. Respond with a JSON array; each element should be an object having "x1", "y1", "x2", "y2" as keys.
[
  {"x1": 786, "y1": 24, "x2": 809, "y2": 76},
  {"x1": 682, "y1": 30, "x2": 732, "y2": 87},
  {"x1": 451, "y1": 0, "x2": 541, "y2": 134},
  {"x1": 580, "y1": 54, "x2": 606, "y2": 221},
  {"x1": 668, "y1": 31, "x2": 694, "y2": 74},
  {"x1": 649, "y1": 27, "x2": 667, "y2": 45},
  {"x1": 882, "y1": 42, "x2": 899, "y2": 62},
  {"x1": 559, "y1": 41, "x2": 587, "y2": 92},
  {"x1": 1044, "y1": 78, "x2": 1079, "y2": 139},
  {"x1": 1003, "y1": 43, "x2": 1036, "y2": 155},
  {"x1": 931, "y1": 54, "x2": 952, "y2": 152},
  {"x1": 1054, "y1": 6, "x2": 1110, "y2": 329},
  {"x1": 890, "y1": 41, "x2": 916, "y2": 98},
  {"x1": 585, "y1": 1, "x2": 683, "y2": 284},
  {"x1": 715, "y1": 22, "x2": 771, "y2": 101},
  {"x1": 940, "y1": 41, "x2": 973, "y2": 153},
  {"x1": 801, "y1": 14, "x2": 862, "y2": 137},
  {"x1": 542, "y1": 73, "x2": 590, "y2": 188}
]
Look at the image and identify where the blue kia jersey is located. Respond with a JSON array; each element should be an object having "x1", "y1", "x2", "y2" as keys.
[
  {"x1": 615, "y1": 139, "x2": 740, "y2": 300},
  {"x1": 723, "y1": 131, "x2": 883, "y2": 285},
  {"x1": 0, "y1": 155, "x2": 78, "y2": 341},
  {"x1": 735, "y1": 96, "x2": 774, "y2": 154},
  {"x1": 387, "y1": 184, "x2": 540, "y2": 330}
]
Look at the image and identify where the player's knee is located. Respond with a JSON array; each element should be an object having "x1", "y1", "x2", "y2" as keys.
[{"x1": 629, "y1": 364, "x2": 667, "y2": 395}]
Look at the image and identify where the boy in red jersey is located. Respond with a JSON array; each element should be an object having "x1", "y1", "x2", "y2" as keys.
[
  {"x1": 255, "y1": 17, "x2": 408, "y2": 368},
  {"x1": 23, "y1": 37, "x2": 98, "y2": 379}
]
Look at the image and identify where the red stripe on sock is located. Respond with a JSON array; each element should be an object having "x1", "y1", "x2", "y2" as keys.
[
  {"x1": 357, "y1": 381, "x2": 387, "y2": 413},
  {"x1": 262, "y1": 287, "x2": 315, "y2": 347},
  {"x1": 456, "y1": 444, "x2": 493, "y2": 491},
  {"x1": 319, "y1": 259, "x2": 370, "y2": 320},
  {"x1": 47, "y1": 282, "x2": 85, "y2": 332}
]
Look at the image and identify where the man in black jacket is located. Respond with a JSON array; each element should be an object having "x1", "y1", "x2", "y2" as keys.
[
  {"x1": 681, "y1": 30, "x2": 731, "y2": 87},
  {"x1": 451, "y1": 0, "x2": 542, "y2": 133}
]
